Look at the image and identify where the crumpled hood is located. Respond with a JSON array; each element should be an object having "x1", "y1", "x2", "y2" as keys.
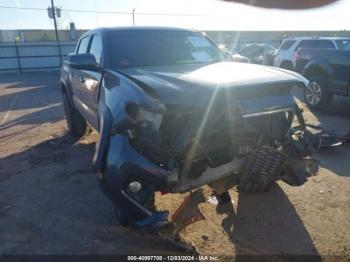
[{"x1": 118, "y1": 62, "x2": 308, "y2": 106}]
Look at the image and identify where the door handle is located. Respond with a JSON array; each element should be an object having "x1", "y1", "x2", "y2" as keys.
[{"x1": 79, "y1": 77, "x2": 85, "y2": 83}]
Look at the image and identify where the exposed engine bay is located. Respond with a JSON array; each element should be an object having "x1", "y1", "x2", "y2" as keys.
[{"x1": 127, "y1": 91, "x2": 319, "y2": 195}]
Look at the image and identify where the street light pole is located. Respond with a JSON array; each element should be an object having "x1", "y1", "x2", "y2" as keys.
[
  {"x1": 50, "y1": 0, "x2": 62, "y2": 65},
  {"x1": 132, "y1": 8, "x2": 135, "y2": 25}
]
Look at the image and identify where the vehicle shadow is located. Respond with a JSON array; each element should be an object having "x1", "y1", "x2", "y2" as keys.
[
  {"x1": 0, "y1": 134, "x2": 185, "y2": 254},
  {"x1": 0, "y1": 103, "x2": 62, "y2": 131},
  {"x1": 316, "y1": 144, "x2": 350, "y2": 177},
  {"x1": 0, "y1": 73, "x2": 63, "y2": 140},
  {"x1": 217, "y1": 184, "x2": 320, "y2": 258},
  {"x1": 0, "y1": 72, "x2": 59, "y2": 85},
  {"x1": 313, "y1": 96, "x2": 350, "y2": 118},
  {"x1": 0, "y1": 83, "x2": 61, "y2": 113},
  {"x1": 292, "y1": 88, "x2": 350, "y2": 177},
  {"x1": 305, "y1": 96, "x2": 350, "y2": 177}
]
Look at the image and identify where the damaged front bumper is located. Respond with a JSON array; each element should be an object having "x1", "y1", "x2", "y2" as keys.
[{"x1": 98, "y1": 95, "x2": 320, "y2": 227}]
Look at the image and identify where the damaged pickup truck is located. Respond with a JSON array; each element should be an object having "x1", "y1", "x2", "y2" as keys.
[{"x1": 60, "y1": 27, "x2": 320, "y2": 227}]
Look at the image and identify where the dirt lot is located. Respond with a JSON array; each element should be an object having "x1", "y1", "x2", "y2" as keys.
[{"x1": 0, "y1": 72, "x2": 349, "y2": 257}]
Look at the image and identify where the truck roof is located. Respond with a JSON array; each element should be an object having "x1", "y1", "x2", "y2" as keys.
[{"x1": 82, "y1": 26, "x2": 198, "y2": 37}]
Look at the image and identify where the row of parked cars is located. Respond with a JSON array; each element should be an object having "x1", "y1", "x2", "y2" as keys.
[{"x1": 234, "y1": 37, "x2": 350, "y2": 110}]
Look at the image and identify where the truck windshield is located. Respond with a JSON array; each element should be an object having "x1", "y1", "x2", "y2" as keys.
[
  {"x1": 109, "y1": 30, "x2": 224, "y2": 68},
  {"x1": 336, "y1": 40, "x2": 350, "y2": 50}
]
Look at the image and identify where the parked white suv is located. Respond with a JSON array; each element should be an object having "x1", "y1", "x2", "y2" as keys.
[{"x1": 273, "y1": 37, "x2": 349, "y2": 70}]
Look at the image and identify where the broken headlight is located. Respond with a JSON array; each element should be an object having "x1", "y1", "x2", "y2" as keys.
[
  {"x1": 127, "y1": 98, "x2": 165, "y2": 130},
  {"x1": 134, "y1": 106, "x2": 163, "y2": 130}
]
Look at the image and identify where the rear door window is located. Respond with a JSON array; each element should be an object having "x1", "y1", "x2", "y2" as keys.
[
  {"x1": 336, "y1": 40, "x2": 350, "y2": 50},
  {"x1": 295, "y1": 39, "x2": 336, "y2": 50},
  {"x1": 279, "y1": 40, "x2": 295, "y2": 50},
  {"x1": 315, "y1": 40, "x2": 335, "y2": 49},
  {"x1": 295, "y1": 40, "x2": 317, "y2": 50}
]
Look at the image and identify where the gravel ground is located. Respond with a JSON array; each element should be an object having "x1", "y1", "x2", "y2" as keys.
[
  {"x1": 0, "y1": 72, "x2": 349, "y2": 257},
  {"x1": 0, "y1": 73, "x2": 184, "y2": 255}
]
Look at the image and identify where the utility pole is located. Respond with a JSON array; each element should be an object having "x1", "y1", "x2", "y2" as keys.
[
  {"x1": 50, "y1": 0, "x2": 62, "y2": 65},
  {"x1": 132, "y1": 8, "x2": 135, "y2": 26}
]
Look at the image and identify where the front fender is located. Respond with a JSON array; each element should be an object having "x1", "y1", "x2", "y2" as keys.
[
  {"x1": 303, "y1": 58, "x2": 332, "y2": 78},
  {"x1": 99, "y1": 134, "x2": 168, "y2": 221},
  {"x1": 92, "y1": 102, "x2": 113, "y2": 172}
]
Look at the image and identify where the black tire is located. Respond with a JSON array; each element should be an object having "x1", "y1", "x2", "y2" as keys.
[
  {"x1": 97, "y1": 171, "x2": 129, "y2": 226},
  {"x1": 62, "y1": 90, "x2": 86, "y2": 137},
  {"x1": 280, "y1": 60, "x2": 293, "y2": 70},
  {"x1": 238, "y1": 147, "x2": 285, "y2": 193},
  {"x1": 115, "y1": 207, "x2": 129, "y2": 226},
  {"x1": 304, "y1": 76, "x2": 333, "y2": 110}
]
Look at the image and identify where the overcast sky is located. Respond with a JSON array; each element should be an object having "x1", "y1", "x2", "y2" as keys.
[{"x1": 0, "y1": 0, "x2": 349, "y2": 31}]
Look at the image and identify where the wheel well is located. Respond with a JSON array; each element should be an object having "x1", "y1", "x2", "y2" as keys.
[
  {"x1": 280, "y1": 60, "x2": 293, "y2": 69},
  {"x1": 61, "y1": 83, "x2": 74, "y2": 106},
  {"x1": 304, "y1": 66, "x2": 327, "y2": 79},
  {"x1": 61, "y1": 83, "x2": 67, "y2": 94}
]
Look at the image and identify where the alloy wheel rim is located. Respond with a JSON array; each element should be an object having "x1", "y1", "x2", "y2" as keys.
[{"x1": 306, "y1": 81, "x2": 322, "y2": 105}]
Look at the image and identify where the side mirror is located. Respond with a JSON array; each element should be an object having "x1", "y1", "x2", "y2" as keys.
[{"x1": 68, "y1": 53, "x2": 100, "y2": 71}]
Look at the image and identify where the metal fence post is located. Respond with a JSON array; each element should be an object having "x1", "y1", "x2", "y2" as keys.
[{"x1": 14, "y1": 40, "x2": 22, "y2": 74}]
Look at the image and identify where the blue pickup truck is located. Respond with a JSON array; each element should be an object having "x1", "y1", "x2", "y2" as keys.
[
  {"x1": 60, "y1": 26, "x2": 319, "y2": 227},
  {"x1": 295, "y1": 44, "x2": 350, "y2": 109}
]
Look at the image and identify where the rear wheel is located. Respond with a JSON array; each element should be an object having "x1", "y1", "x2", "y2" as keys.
[
  {"x1": 62, "y1": 90, "x2": 86, "y2": 137},
  {"x1": 304, "y1": 76, "x2": 333, "y2": 110}
]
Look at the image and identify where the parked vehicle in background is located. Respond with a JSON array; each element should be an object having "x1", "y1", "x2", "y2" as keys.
[
  {"x1": 274, "y1": 37, "x2": 350, "y2": 70},
  {"x1": 238, "y1": 44, "x2": 277, "y2": 66},
  {"x1": 218, "y1": 45, "x2": 250, "y2": 63},
  {"x1": 295, "y1": 45, "x2": 350, "y2": 109},
  {"x1": 230, "y1": 51, "x2": 250, "y2": 63}
]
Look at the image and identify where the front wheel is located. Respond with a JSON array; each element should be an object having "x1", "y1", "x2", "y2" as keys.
[{"x1": 304, "y1": 76, "x2": 333, "y2": 110}]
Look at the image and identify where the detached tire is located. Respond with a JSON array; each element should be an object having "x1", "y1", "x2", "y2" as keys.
[
  {"x1": 304, "y1": 76, "x2": 333, "y2": 110},
  {"x1": 62, "y1": 91, "x2": 86, "y2": 138},
  {"x1": 239, "y1": 147, "x2": 286, "y2": 193},
  {"x1": 97, "y1": 171, "x2": 129, "y2": 226}
]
